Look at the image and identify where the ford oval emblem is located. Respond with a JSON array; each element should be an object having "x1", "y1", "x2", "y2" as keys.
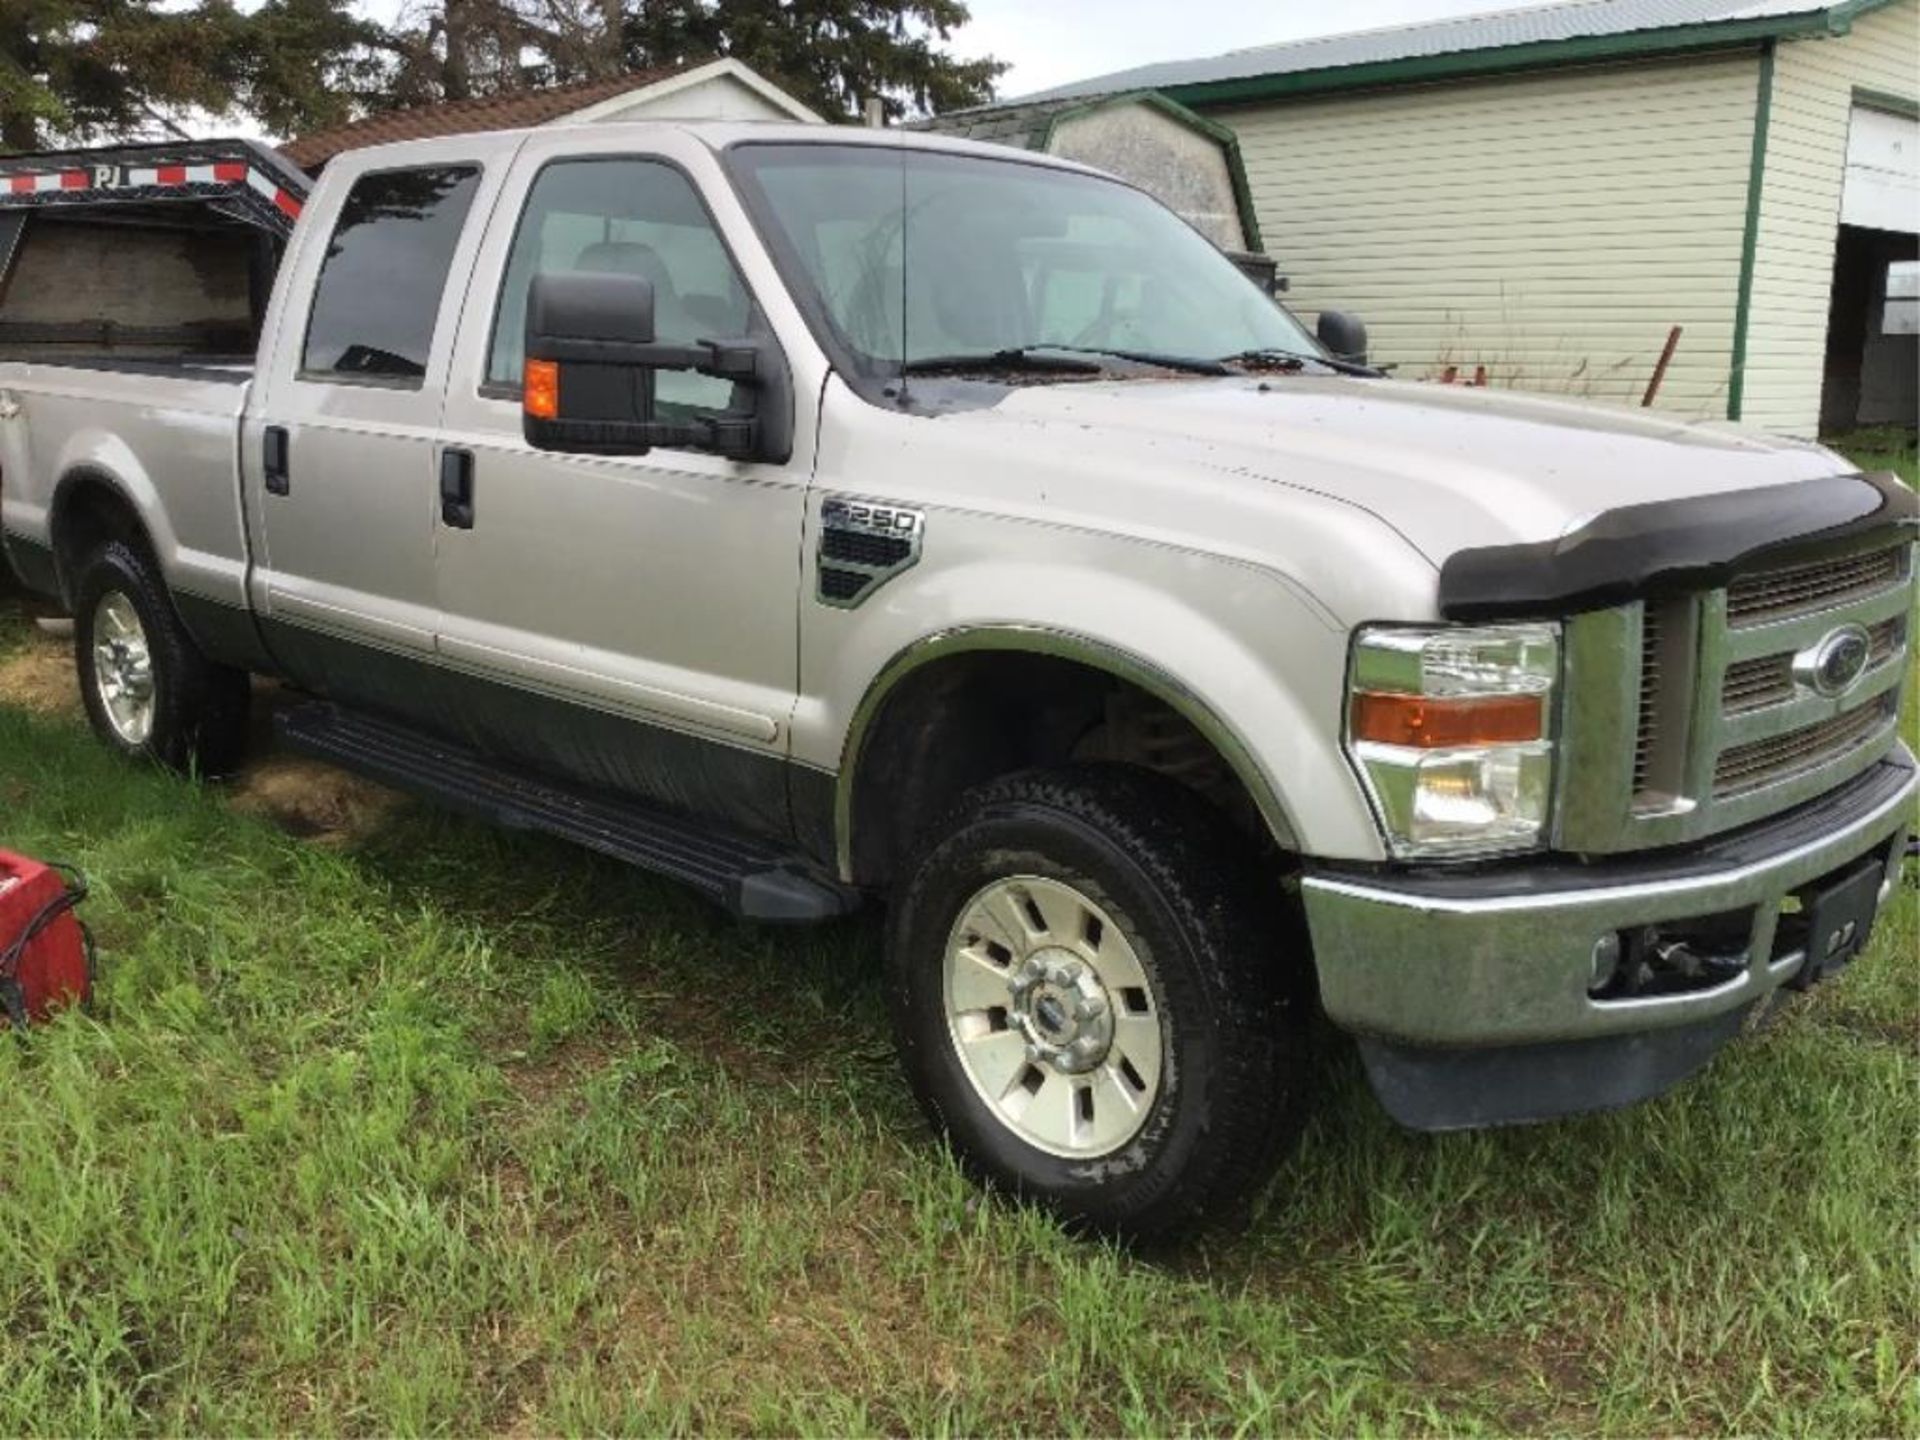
[{"x1": 1793, "y1": 623, "x2": 1873, "y2": 699}]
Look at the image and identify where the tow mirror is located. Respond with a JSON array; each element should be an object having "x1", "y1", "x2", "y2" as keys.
[
  {"x1": 522, "y1": 270, "x2": 783, "y2": 461},
  {"x1": 1316, "y1": 309, "x2": 1369, "y2": 367}
]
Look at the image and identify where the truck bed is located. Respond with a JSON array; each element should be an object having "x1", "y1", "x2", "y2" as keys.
[
  {"x1": 0, "y1": 357, "x2": 256, "y2": 614},
  {"x1": 0, "y1": 139, "x2": 309, "y2": 377},
  {"x1": 0, "y1": 355, "x2": 255, "y2": 381}
]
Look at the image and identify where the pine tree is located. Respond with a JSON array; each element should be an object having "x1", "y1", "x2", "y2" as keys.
[
  {"x1": 0, "y1": 0, "x2": 379, "y2": 153},
  {"x1": 1, "y1": 0, "x2": 231, "y2": 151},
  {"x1": 230, "y1": 0, "x2": 389, "y2": 139},
  {"x1": 373, "y1": 0, "x2": 1004, "y2": 122},
  {"x1": 626, "y1": 0, "x2": 1004, "y2": 121},
  {"x1": 0, "y1": 0, "x2": 1001, "y2": 153},
  {"x1": 375, "y1": 0, "x2": 547, "y2": 107}
]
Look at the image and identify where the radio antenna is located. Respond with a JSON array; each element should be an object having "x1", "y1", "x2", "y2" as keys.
[{"x1": 896, "y1": 115, "x2": 909, "y2": 406}]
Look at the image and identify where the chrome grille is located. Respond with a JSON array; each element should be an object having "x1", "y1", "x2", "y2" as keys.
[
  {"x1": 1557, "y1": 533, "x2": 1914, "y2": 855},
  {"x1": 1867, "y1": 614, "x2": 1906, "y2": 664},
  {"x1": 1630, "y1": 597, "x2": 1695, "y2": 809},
  {"x1": 1714, "y1": 696, "x2": 1898, "y2": 798},
  {"x1": 1632, "y1": 605, "x2": 1663, "y2": 793},
  {"x1": 1725, "y1": 546, "x2": 1908, "y2": 626},
  {"x1": 1720, "y1": 588, "x2": 1908, "y2": 715},
  {"x1": 1721, "y1": 653, "x2": 1792, "y2": 713}
]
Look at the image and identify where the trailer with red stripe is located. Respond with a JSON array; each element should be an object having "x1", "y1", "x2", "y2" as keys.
[
  {"x1": 0, "y1": 140, "x2": 311, "y2": 363},
  {"x1": 0, "y1": 139, "x2": 307, "y2": 234}
]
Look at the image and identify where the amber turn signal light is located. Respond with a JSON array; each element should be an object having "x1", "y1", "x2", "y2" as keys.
[
  {"x1": 1350, "y1": 691, "x2": 1544, "y2": 749},
  {"x1": 523, "y1": 358, "x2": 560, "y2": 420}
]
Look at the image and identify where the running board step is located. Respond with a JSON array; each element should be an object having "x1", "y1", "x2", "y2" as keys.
[{"x1": 275, "y1": 702, "x2": 859, "y2": 924}]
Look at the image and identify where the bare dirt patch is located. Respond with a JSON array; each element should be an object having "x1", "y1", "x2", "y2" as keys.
[
  {"x1": 0, "y1": 614, "x2": 398, "y2": 844},
  {"x1": 228, "y1": 752, "x2": 399, "y2": 843},
  {"x1": 216, "y1": 679, "x2": 398, "y2": 843},
  {"x1": 500, "y1": 1035, "x2": 621, "y2": 1109},
  {"x1": 1406, "y1": 1331, "x2": 1594, "y2": 1433},
  {"x1": 228, "y1": 680, "x2": 399, "y2": 843},
  {"x1": 0, "y1": 627, "x2": 81, "y2": 718}
]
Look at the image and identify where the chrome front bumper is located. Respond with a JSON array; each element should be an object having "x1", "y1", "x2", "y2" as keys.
[{"x1": 1302, "y1": 747, "x2": 1914, "y2": 1054}]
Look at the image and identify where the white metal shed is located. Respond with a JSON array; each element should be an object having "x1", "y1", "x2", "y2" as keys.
[{"x1": 1018, "y1": 0, "x2": 1919, "y2": 437}]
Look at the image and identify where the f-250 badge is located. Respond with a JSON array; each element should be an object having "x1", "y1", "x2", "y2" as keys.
[{"x1": 817, "y1": 497, "x2": 924, "y2": 609}]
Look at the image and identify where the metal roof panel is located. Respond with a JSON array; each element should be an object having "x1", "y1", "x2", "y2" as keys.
[{"x1": 1015, "y1": 0, "x2": 1840, "y2": 102}]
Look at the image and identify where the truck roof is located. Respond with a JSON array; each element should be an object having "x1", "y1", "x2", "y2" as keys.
[{"x1": 326, "y1": 118, "x2": 1103, "y2": 177}]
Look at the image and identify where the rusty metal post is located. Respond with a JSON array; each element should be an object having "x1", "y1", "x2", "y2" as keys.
[{"x1": 1642, "y1": 326, "x2": 1683, "y2": 407}]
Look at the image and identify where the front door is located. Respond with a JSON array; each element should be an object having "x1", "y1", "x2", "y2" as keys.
[{"x1": 433, "y1": 139, "x2": 810, "y2": 838}]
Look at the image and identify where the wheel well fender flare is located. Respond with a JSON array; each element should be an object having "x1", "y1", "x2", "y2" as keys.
[
  {"x1": 48, "y1": 464, "x2": 165, "y2": 600},
  {"x1": 834, "y1": 624, "x2": 1304, "y2": 880}
]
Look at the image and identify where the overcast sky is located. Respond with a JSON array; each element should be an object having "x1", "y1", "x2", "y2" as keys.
[{"x1": 947, "y1": 0, "x2": 1551, "y2": 97}]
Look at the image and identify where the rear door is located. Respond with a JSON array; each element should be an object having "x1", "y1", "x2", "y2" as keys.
[{"x1": 245, "y1": 143, "x2": 507, "y2": 710}]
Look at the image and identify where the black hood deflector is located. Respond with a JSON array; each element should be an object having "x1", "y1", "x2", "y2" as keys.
[{"x1": 1439, "y1": 471, "x2": 1918, "y2": 620}]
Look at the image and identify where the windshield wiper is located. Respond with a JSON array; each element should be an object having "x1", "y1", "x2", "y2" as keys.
[
  {"x1": 1043, "y1": 345, "x2": 1232, "y2": 376},
  {"x1": 1219, "y1": 348, "x2": 1383, "y2": 379},
  {"x1": 902, "y1": 345, "x2": 1232, "y2": 378},
  {"x1": 902, "y1": 348, "x2": 1104, "y2": 377}
]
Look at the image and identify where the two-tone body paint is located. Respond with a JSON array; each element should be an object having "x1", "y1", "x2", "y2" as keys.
[{"x1": 0, "y1": 119, "x2": 1884, "y2": 880}]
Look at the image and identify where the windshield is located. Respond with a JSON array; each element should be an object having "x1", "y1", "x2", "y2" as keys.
[{"x1": 727, "y1": 142, "x2": 1320, "y2": 380}]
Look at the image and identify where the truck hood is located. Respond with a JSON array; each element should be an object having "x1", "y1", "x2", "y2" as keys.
[{"x1": 960, "y1": 375, "x2": 1849, "y2": 564}]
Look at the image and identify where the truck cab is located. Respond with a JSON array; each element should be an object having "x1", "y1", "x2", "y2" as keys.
[{"x1": 1, "y1": 122, "x2": 1913, "y2": 1238}]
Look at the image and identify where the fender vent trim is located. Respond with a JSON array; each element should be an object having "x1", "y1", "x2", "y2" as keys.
[{"x1": 817, "y1": 496, "x2": 923, "y2": 610}]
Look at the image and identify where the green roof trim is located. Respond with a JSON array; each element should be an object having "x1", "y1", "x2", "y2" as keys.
[
  {"x1": 1038, "y1": 89, "x2": 1264, "y2": 252},
  {"x1": 1853, "y1": 85, "x2": 1920, "y2": 118},
  {"x1": 1729, "y1": 40, "x2": 1776, "y2": 424},
  {"x1": 1160, "y1": 0, "x2": 1903, "y2": 108}
]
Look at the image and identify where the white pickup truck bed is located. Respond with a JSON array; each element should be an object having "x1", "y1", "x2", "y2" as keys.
[
  {"x1": 0, "y1": 360, "x2": 256, "y2": 613},
  {"x1": 0, "y1": 139, "x2": 304, "y2": 609}
]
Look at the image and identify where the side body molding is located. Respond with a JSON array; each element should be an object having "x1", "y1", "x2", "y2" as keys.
[{"x1": 833, "y1": 624, "x2": 1304, "y2": 881}]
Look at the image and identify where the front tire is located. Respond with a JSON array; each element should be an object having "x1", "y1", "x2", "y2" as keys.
[
  {"x1": 887, "y1": 766, "x2": 1307, "y2": 1238},
  {"x1": 73, "y1": 540, "x2": 250, "y2": 776}
]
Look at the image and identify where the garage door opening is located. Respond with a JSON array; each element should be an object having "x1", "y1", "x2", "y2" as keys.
[
  {"x1": 1820, "y1": 227, "x2": 1919, "y2": 434},
  {"x1": 1820, "y1": 103, "x2": 1918, "y2": 437}
]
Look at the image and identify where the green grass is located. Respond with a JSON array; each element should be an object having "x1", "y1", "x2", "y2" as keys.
[
  {"x1": 0, "y1": 595, "x2": 1915, "y2": 1434},
  {"x1": 1828, "y1": 426, "x2": 1919, "y2": 487}
]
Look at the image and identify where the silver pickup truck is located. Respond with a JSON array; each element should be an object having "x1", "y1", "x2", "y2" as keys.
[{"x1": 2, "y1": 122, "x2": 1914, "y2": 1237}]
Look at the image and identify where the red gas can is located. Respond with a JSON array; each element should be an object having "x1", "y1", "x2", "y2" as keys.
[{"x1": 0, "y1": 850, "x2": 92, "y2": 1028}]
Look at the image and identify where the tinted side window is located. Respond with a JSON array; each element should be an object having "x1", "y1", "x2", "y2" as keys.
[
  {"x1": 303, "y1": 166, "x2": 481, "y2": 382},
  {"x1": 488, "y1": 159, "x2": 752, "y2": 414}
]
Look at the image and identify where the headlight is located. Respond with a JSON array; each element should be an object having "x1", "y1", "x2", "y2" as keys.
[{"x1": 1345, "y1": 623, "x2": 1560, "y2": 858}]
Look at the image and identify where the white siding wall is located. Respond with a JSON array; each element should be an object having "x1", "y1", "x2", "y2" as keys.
[
  {"x1": 565, "y1": 75, "x2": 797, "y2": 124},
  {"x1": 1742, "y1": 0, "x2": 1920, "y2": 435},
  {"x1": 1218, "y1": 54, "x2": 1762, "y2": 418}
]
